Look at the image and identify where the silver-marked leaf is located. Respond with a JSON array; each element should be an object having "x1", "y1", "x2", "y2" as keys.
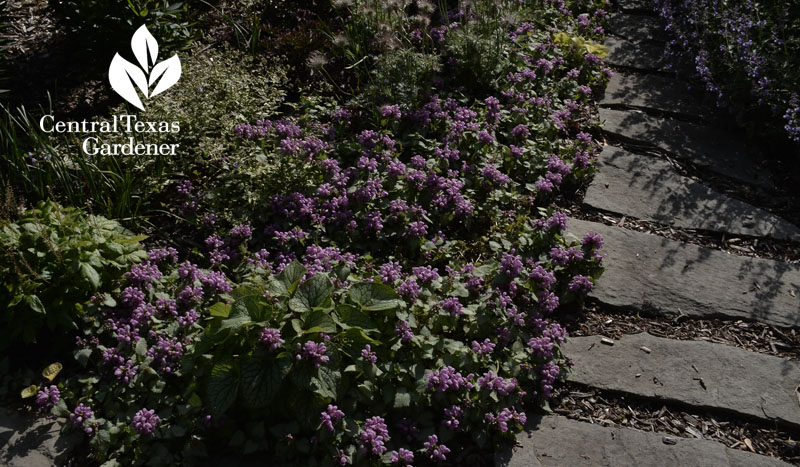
[
  {"x1": 131, "y1": 25, "x2": 158, "y2": 71},
  {"x1": 109, "y1": 53, "x2": 148, "y2": 110},
  {"x1": 149, "y1": 55, "x2": 181, "y2": 96}
]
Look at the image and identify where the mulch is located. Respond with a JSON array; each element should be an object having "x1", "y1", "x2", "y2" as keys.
[
  {"x1": 564, "y1": 303, "x2": 800, "y2": 360},
  {"x1": 552, "y1": 383, "x2": 800, "y2": 465}
]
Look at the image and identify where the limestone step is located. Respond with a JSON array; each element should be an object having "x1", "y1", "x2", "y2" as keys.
[
  {"x1": 566, "y1": 218, "x2": 800, "y2": 328},
  {"x1": 497, "y1": 415, "x2": 792, "y2": 467},
  {"x1": 584, "y1": 146, "x2": 800, "y2": 240}
]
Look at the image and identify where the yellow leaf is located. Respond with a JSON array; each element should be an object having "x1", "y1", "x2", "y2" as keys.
[
  {"x1": 42, "y1": 362, "x2": 63, "y2": 381},
  {"x1": 21, "y1": 385, "x2": 38, "y2": 399}
]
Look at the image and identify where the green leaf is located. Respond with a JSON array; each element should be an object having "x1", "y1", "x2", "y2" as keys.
[
  {"x1": 80, "y1": 262, "x2": 101, "y2": 289},
  {"x1": 207, "y1": 362, "x2": 239, "y2": 418},
  {"x1": 220, "y1": 305, "x2": 252, "y2": 331},
  {"x1": 209, "y1": 302, "x2": 232, "y2": 318},
  {"x1": 232, "y1": 293, "x2": 266, "y2": 322},
  {"x1": 303, "y1": 310, "x2": 336, "y2": 333},
  {"x1": 336, "y1": 306, "x2": 375, "y2": 330},
  {"x1": 25, "y1": 295, "x2": 46, "y2": 315},
  {"x1": 278, "y1": 261, "x2": 307, "y2": 294},
  {"x1": 289, "y1": 274, "x2": 333, "y2": 313},
  {"x1": 312, "y1": 366, "x2": 340, "y2": 399},
  {"x1": 134, "y1": 339, "x2": 148, "y2": 358},
  {"x1": 394, "y1": 388, "x2": 411, "y2": 408},
  {"x1": 74, "y1": 348, "x2": 92, "y2": 366},
  {"x1": 187, "y1": 393, "x2": 203, "y2": 408},
  {"x1": 240, "y1": 358, "x2": 285, "y2": 409},
  {"x1": 349, "y1": 282, "x2": 403, "y2": 311}
]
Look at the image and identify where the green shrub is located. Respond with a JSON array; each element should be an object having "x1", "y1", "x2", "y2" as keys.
[
  {"x1": 48, "y1": 0, "x2": 197, "y2": 57},
  {"x1": 0, "y1": 200, "x2": 147, "y2": 350}
]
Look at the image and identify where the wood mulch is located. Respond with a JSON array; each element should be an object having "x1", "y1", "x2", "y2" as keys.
[
  {"x1": 564, "y1": 303, "x2": 800, "y2": 359},
  {"x1": 552, "y1": 383, "x2": 800, "y2": 465}
]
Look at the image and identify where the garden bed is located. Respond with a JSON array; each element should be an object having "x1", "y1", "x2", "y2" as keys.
[{"x1": 1, "y1": 1, "x2": 611, "y2": 465}]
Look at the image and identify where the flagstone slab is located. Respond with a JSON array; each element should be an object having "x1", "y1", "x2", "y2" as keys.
[
  {"x1": 584, "y1": 146, "x2": 800, "y2": 240},
  {"x1": 599, "y1": 108, "x2": 772, "y2": 187},
  {"x1": 497, "y1": 415, "x2": 792, "y2": 467},
  {"x1": 600, "y1": 71, "x2": 704, "y2": 116},
  {"x1": 615, "y1": 0, "x2": 656, "y2": 14},
  {"x1": 0, "y1": 408, "x2": 80, "y2": 467},
  {"x1": 566, "y1": 218, "x2": 800, "y2": 328},
  {"x1": 563, "y1": 333, "x2": 800, "y2": 429},
  {"x1": 607, "y1": 14, "x2": 666, "y2": 42},
  {"x1": 604, "y1": 36, "x2": 666, "y2": 71}
]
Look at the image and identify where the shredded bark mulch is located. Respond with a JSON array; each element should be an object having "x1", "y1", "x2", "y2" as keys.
[
  {"x1": 552, "y1": 383, "x2": 800, "y2": 465},
  {"x1": 564, "y1": 304, "x2": 800, "y2": 360}
]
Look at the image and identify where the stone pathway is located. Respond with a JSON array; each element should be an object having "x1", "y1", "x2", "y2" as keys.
[
  {"x1": 500, "y1": 6, "x2": 800, "y2": 466},
  {"x1": 0, "y1": 408, "x2": 80, "y2": 467},
  {"x1": 500, "y1": 416, "x2": 793, "y2": 467}
]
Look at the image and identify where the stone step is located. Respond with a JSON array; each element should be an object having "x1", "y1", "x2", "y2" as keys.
[
  {"x1": 584, "y1": 146, "x2": 800, "y2": 240},
  {"x1": 599, "y1": 108, "x2": 772, "y2": 187},
  {"x1": 496, "y1": 415, "x2": 792, "y2": 467},
  {"x1": 0, "y1": 407, "x2": 80, "y2": 467},
  {"x1": 604, "y1": 36, "x2": 666, "y2": 72},
  {"x1": 615, "y1": 0, "x2": 657, "y2": 14},
  {"x1": 563, "y1": 333, "x2": 800, "y2": 429},
  {"x1": 607, "y1": 14, "x2": 667, "y2": 42},
  {"x1": 566, "y1": 218, "x2": 800, "y2": 328},
  {"x1": 600, "y1": 71, "x2": 704, "y2": 116}
]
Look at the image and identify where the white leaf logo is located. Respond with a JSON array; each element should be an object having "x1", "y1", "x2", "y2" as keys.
[{"x1": 108, "y1": 25, "x2": 181, "y2": 110}]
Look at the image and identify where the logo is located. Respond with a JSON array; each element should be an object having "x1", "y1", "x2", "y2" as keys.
[{"x1": 109, "y1": 25, "x2": 181, "y2": 111}]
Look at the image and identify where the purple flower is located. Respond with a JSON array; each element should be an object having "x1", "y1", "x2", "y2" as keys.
[
  {"x1": 424, "y1": 434, "x2": 451, "y2": 461},
  {"x1": 390, "y1": 448, "x2": 415, "y2": 465},
  {"x1": 471, "y1": 338, "x2": 496, "y2": 355},
  {"x1": 132, "y1": 408, "x2": 160, "y2": 437},
  {"x1": 230, "y1": 222, "x2": 253, "y2": 240},
  {"x1": 379, "y1": 261, "x2": 403, "y2": 283},
  {"x1": 405, "y1": 221, "x2": 428, "y2": 238},
  {"x1": 395, "y1": 321, "x2": 414, "y2": 342},
  {"x1": 260, "y1": 328, "x2": 284, "y2": 351},
  {"x1": 361, "y1": 344, "x2": 377, "y2": 363},
  {"x1": 35, "y1": 385, "x2": 60, "y2": 409},
  {"x1": 69, "y1": 403, "x2": 96, "y2": 435},
  {"x1": 511, "y1": 124, "x2": 530, "y2": 138},
  {"x1": 581, "y1": 231, "x2": 604, "y2": 250},
  {"x1": 412, "y1": 265, "x2": 440, "y2": 283},
  {"x1": 359, "y1": 416, "x2": 390, "y2": 456},
  {"x1": 500, "y1": 252, "x2": 524, "y2": 277},
  {"x1": 485, "y1": 408, "x2": 527, "y2": 432},
  {"x1": 381, "y1": 105, "x2": 402, "y2": 119},
  {"x1": 477, "y1": 129, "x2": 495, "y2": 145},
  {"x1": 397, "y1": 278, "x2": 421, "y2": 299},
  {"x1": 528, "y1": 336, "x2": 555, "y2": 359},
  {"x1": 440, "y1": 297, "x2": 464, "y2": 317},
  {"x1": 443, "y1": 405, "x2": 463, "y2": 431},
  {"x1": 477, "y1": 370, "x2": 517, "y2": 396},
  {"x1": 568, "y1": 275, "x2": 594, "y2": 293},
  {"x1": 296, "y1": 341, "x2": 330, "y2": 368},
  {"x1": 427, "y1": 366, "x2": 474, "y2": 392},
  {"x1": 320, "y1": 404, "x2": 345, "y2": 431}
]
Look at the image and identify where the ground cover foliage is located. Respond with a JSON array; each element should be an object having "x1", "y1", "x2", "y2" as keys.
[
  {"x1": 653, "y1": 0, "x2": 800, "y2": 153},
  {"x1": 2, "y1": 0, "x2": 612, "y2": 465}
]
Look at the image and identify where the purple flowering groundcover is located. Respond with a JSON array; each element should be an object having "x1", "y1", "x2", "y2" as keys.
[{"x1": 2, "y1": 0, "x2": 612, "y2": 465}]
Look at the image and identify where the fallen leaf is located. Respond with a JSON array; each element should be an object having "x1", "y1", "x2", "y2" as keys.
[{"x1": 743, "y1": 438, "x2": 754, "y2": 452}]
